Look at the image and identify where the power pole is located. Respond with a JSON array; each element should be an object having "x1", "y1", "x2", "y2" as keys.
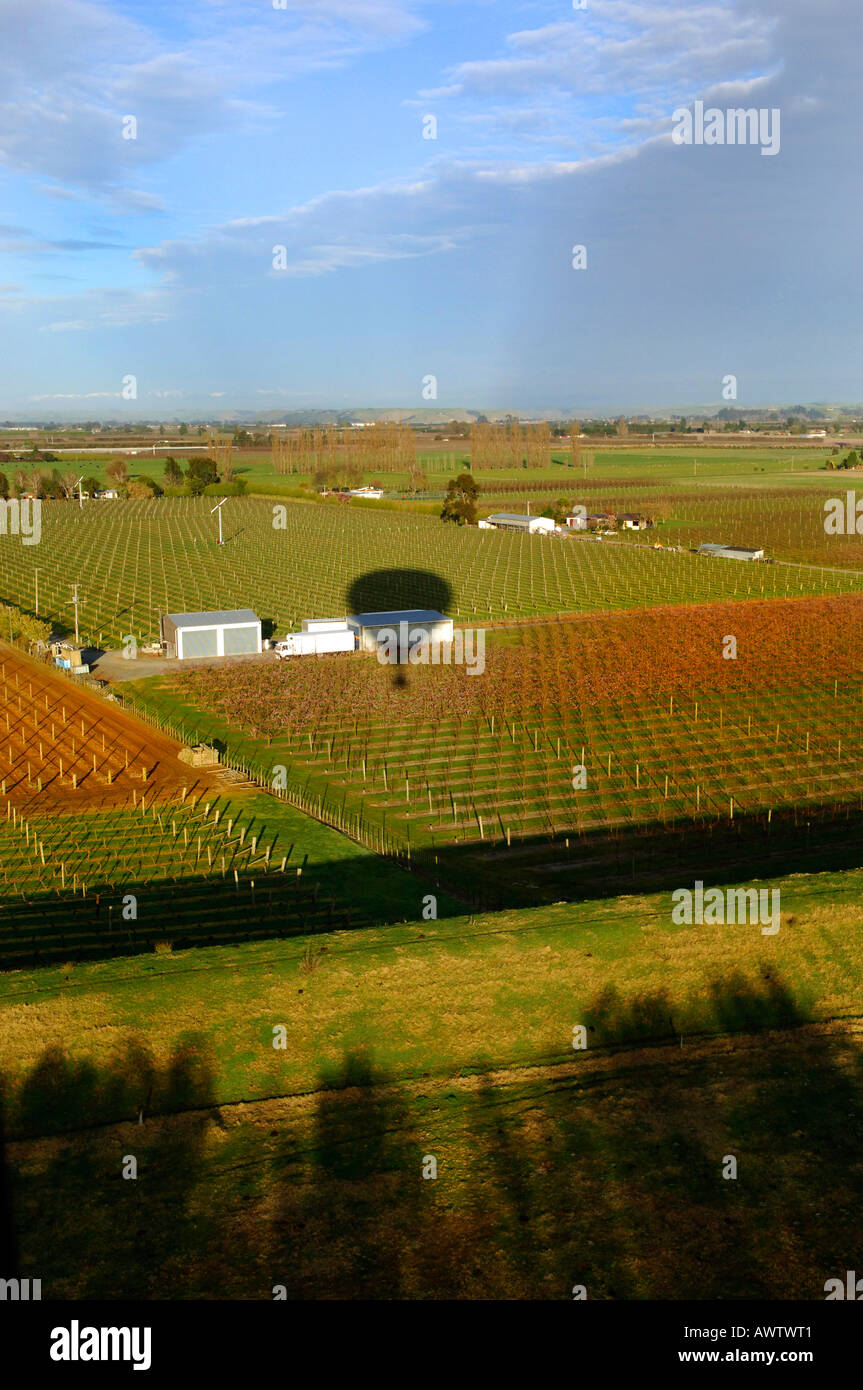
[
  {"x1": 34, "y1": 568, "x2": 38, "y2": 617},
  {"x1": 71, "y1": 584, "x2": 80, "y2": 644}
]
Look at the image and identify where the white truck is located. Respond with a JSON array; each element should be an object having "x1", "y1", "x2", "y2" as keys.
[{"x1": 274, "y1": 624, "x2": 356, "y2": 659}]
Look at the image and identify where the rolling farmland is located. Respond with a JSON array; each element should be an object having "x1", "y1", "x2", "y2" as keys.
[{"x1": 0, "y1": 496, "x2": 862, "y2": 647}]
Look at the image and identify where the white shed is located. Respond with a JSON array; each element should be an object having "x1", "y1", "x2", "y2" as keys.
[
  {"x1": 160, "y1": 609, "x2": 262, "y2": 660},
  {"x1": 347, "y1": 609, "x2": 453, "y2": 655},
  {"x1": 483, "y1": 512, "x2": 555, "y2": 535}
]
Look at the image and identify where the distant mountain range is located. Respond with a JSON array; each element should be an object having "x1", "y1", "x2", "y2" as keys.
[{"x1": 2, "y1": 403, "x2": 862, "y2": 427}]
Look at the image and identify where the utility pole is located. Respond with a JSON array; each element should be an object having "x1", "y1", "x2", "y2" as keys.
[
  {"x1": 71, "y1": 584, "x2": 80, "y2": 644},
  {"x1": 77, "y1": 475, "x2": 84, "y2": 509},
  {"x1": 34, "y1": 568, "x2": 38, "y2": 617}
]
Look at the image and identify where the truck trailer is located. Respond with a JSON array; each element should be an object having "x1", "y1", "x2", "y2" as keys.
[{"x1": 275, "y1": 628, "x2": 356, "y2": 659}]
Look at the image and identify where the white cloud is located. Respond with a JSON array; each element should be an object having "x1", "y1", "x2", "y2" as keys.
[
  {"x1": 40, "y1": 320, "x2": 91, "y2": 332},
  {"x1": 0, "y1": 0, "x2": 425, "y2": 198}
]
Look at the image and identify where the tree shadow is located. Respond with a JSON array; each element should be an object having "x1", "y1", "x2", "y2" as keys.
[{"x1": 2, "y1": 972, "x2": 863, "y2": 1298}]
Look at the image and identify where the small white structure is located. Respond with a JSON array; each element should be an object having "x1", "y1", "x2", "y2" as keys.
[
  {"x1": 483, "y1": 512, "x2": 555, "y2": 535},
  {"x1": 301, "y1": 618, "x2": 351, "y2": 633},
  {"x1": 349, "y1": 486, "x2": 384, "y2": 499},
  {"x1": 618, "y1": 513, "x2": 652, "y2": 531},
  {"x1": 161, "y1": 609, "x2": 262, "y2": 660},
  {"x1": 94, "y1": 489, "x2": 120, "y2": 500},
  {"x1": 698, "y1": 543, "x2": 765, "y2": 562},
  {"x1": 347, "y1": 609, "x2": 453, "y2": 655},
  {"x1": 564, "y1": 512, "x2": 588, "y2": 531}
]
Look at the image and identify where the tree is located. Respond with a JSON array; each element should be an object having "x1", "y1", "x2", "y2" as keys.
[
  {"x1": 408, "y1": 464, "x2": 428, "y2": 494},
  {"x1": 81, "y1": 475, "x2": 101, "y2": 495},
  {"x1": 186, "y1": 456, "x2": 218, "y2": 495},
  {"x1": 58, "y1": 470, "x2": 82, "y2": 500},
  {"x1": 106, "y1": 458, "x2": 129, "y2": 486},
  {"x1": 128, "y1": 479, "x2": 155, "y2": 498},
  {"x1": 26, "y1": 468, "x2": 50, "y2": 497},
  {"x1": 163, "y1": 456, "x2": 184, "y2": 488},
  {"x1": 542, "y1": 496, "x2": 572, "y2": 525},
  {"x1": 441, "y1": 471, "x2": 479, "y2": 525},
  {"x1": 132, "y1": 474, "x2": 163, "y2": 497},
  {"x1": 0, "y1": 603, "x2": 52, "y2": 651},
  {"x1": 178, "y1": 422, "x2": 189, "y2": 436}
]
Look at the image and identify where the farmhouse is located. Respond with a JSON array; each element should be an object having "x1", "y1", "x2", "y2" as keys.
[
  {"x1": 618, "y1": 513, "x2": 652, "y2": 531},
  {"x1": 349, "y1": 486, "x2": 384, "y2": 500},
  {"x1": 482, "y1": 512, "x2": 555, "y2": 535},
  {"x1": 94, "y1": 489, "x2": 120, "y2": 500},
  {"x1": 347, "y1": 609, "x2": 453, "y2": 654},
  {"x1": 160, "y1": 609, "x2": 262, "y2": 660},
  {"x1": 698, "y1": 543, "x2": 765, "y2": 562}
]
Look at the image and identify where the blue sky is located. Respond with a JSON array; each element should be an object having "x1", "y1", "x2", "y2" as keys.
[{"x1": 0, "y1": 0, "x2": 859, "y2": 417}]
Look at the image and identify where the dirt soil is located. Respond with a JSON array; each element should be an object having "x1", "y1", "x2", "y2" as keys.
[{"x1": 0, "y1": 644, "x2": 223, "y2": 814}]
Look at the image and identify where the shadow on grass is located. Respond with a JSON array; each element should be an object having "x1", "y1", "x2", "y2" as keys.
[{"x1": 2, "y1": 971, "x2": 863, "y2": 1298}]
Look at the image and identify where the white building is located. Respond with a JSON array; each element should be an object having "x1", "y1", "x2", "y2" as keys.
[
  {"x1": 347, "y1": 608, "x2": 453, "y2": 654},
  {"x1": 160, "y1": 609, "x2": 262, "y2": 660},
  {"x1": 698, "y1": 543, "x2": 765, "y2": 562},
  {"x1": 482, "y1": 512, "x2": 555, "y2": 535}
]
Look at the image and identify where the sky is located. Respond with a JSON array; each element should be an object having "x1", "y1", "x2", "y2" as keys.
[{"x1": 0, "y1": 0, "x2": 860, "y2": 418}]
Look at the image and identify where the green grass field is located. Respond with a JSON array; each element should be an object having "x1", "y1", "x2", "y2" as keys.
[{"x1": 2, "y1": 864, "x2": 861, "y2": 1298}]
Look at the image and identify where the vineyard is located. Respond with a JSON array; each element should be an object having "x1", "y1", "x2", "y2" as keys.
[
  {"x1": 0, "y1": 649, "x2": 218, "y2": 812},
  {"x1": 154, "y1": 594, "x2": 863, "y2": 902},
  {"x1": 472, "y1": 480, "x2": 863, "y2": 568},
  {"x1": 1, "y1": 497, "x2": 862, "y2": 648},
  {"x1": 0, "y1": 646, "x2": 439, "y2": 968}
]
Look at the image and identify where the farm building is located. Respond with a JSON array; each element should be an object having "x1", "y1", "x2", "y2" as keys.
[
  {"x1": 586, "y1": 513, "x2": 616, "y2": 530},
  {"x1": 347, "y1": 609, "x2": 453, "y2": 654},
  {"x1": 618, "y1": 513, "x2": 652, "y2": 531},
  {"x1": 301, "y1": 618, "x2": 350, "y2": 633},
  {"x1": 564, "y1": 512, "x2": 588, "y2": 530},
  {"x1": 160, "y1": 609, "x2": 262, "y2": 660},
  {"x1": 349, "y1": 486, "x2": 384, "y2": 500},
  {"x1": 698, "y1": 543, "x2": 765, "y2": 562},
  {"x1": 482, "y1": 512, "x2": 556, "y2": 535}
]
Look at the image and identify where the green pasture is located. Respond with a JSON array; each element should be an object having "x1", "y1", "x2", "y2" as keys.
[{"x1": 2, "y1": 863, "x2": 862, "y2": 1298}]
